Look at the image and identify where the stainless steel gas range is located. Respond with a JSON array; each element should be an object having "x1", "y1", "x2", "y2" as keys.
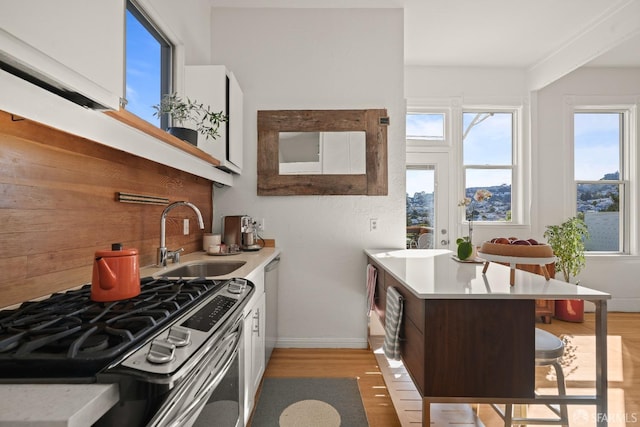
[{"x1": 0, "y1": 276, "x2": 254, "y2": 427}]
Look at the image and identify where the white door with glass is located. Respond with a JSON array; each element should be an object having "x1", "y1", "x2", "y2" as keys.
[{"x1": 406, "y1": 153, "x2": 450, "y2": 249}]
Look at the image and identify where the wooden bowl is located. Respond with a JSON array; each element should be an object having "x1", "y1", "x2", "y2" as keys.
[{"x1": 479, "y1": 241, "x2": 554, "y2": 258}]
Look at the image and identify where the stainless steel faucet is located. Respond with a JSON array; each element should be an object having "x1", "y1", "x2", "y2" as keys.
[{"x1": 158, "y1": 201, "x2": 205, "y2": 267}]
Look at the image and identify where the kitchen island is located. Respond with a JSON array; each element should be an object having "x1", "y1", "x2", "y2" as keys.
[{"x1": 365, "y1": 248, "x2": 611, "y2": 427}]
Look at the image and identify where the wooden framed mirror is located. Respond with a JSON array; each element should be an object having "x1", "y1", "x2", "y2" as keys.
[{"x1": 257, "y1": 109, "x2": 388, "y2": 196}]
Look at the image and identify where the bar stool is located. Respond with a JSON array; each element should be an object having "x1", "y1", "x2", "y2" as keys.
[{"x1": 492, "y1": 328, "x2": 569, "y2": 426}]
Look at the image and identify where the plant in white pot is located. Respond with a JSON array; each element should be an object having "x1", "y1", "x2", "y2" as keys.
[
  {"x1": 543, "y1": 216, "x2": 590, "y2": 322},
  {"x1": 152, "y1": 93, "x2": 227, "y2": 145}
]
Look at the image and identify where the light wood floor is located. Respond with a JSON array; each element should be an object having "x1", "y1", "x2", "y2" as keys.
[
  {"x1": 253, "y1": 313, "x2": 639, "y2": 426},
  {"x1": 538, "y1": 312, "x2": 640, "y2": 426}
]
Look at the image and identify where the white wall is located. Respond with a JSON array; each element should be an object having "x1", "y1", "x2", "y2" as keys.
[
  {"x1": 208, "y1": 8, "x2": 405, "y2": 347},
  {"x1": 406, "y1": 66, "x2": 528, "y2": 99},
  {"x1": 143, "y1": 0, "x2": 213, "y2": 64}
]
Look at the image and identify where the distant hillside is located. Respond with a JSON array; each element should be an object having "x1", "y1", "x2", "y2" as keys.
[{"x1": 406, "y1": 171, "x2": 619, "y2": 226}]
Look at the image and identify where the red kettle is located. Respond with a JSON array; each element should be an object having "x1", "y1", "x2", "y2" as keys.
[{"x1": 91, "y1": 243, "x2": 141, "y2": 302}]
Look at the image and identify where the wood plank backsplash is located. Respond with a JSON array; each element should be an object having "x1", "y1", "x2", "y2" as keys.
[{"x1": 0, "y1": 111, "x2": 213, "y2": 308}]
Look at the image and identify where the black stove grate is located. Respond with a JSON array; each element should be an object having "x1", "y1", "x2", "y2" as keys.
[{"x1": 0, "y1": 277, "x2": 222, "y2": 380}]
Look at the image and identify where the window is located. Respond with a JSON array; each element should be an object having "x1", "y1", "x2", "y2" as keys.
[
  {"x1": 406, "y1": 113, "x2": 445, "y2": 141},
  {"x1": 462, "y1": 111, "x2": 516, "y2": 222},
  {"x1": 574, "y1": 111, "x2": 629, "y2": 252},
  {"x1": 406, "y1": 166, "x2": 435, "y2": 248},
  {"x1": 125, "y1": 0, "x2": 172, "y2": 127}
]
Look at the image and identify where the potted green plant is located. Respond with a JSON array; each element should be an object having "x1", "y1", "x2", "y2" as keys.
[
  {"x1": 152, "y1": 93, "x2": 227, "y2": 145},
  {"x1": 543, "y1": 216, "x2": 590, "y2": 322}
]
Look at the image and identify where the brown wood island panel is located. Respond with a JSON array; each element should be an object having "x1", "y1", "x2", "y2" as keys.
[
  {"x1": 373, "y1": 264, "x2": 386, "y2": 323},
  {"x1": 385, "y1": 272, "x2": 425, "y2": 333},
  {"x1": 422, "y1": 299, "x2": 535, "y2": 398},
  {"x1": 401, "y1": 315, "x2": 426, "y2": 394}
]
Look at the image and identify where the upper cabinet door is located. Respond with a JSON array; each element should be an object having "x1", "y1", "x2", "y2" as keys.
[
  {"x1": 184, "y1": 65, "x2": 243, "y2": 174},
  {"x1": 227, "y1": 71, "x2": 243, "y2": 172},
  {"x1": 0, "y1": 0, "x2": 125, "y2": 110}
]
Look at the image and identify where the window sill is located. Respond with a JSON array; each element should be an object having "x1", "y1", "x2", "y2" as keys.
[{"x1": 105, "y1": 108, "x2": 221, "y2": 167}]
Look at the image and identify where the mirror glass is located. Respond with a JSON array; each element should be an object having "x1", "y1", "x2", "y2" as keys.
[
  {"x1": 278, "y1": 131, "x2": 366, "y2": 175},
  {"x1": 257, "y1": 109, "x2": 388, "y2": 196}
]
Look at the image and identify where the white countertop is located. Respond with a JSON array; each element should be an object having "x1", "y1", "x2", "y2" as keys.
[
  {"x1": 0, "y1": 247, "x2": 280, "y2": 426},
  {"x1": 366, "y1": 248, "x2": 610, "y2": 301},
  {"x1": 0, "y1": 384, "x2": 118, "y2": 427}
]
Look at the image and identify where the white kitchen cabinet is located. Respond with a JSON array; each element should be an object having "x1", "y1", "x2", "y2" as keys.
[
  {"x1": 242, "y1": 270, "x2": 266, "y2": 424},
  {"x1": 249, "y1": 294, "x2": 266, "y2": 390},
  {"x1": 0, "y1": 1, "x2": 235, "y2": 186},
  {"x1": 0, "y1": 0, "x2": 124, "y2": 110},
  {"x1": 184, "y1": 65, "x2": 243, "y2": 174}
]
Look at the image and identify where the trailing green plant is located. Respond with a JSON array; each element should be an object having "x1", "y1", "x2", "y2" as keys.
[
  {"x1": 543, "y1": 217, "x2": 590, "y2": 283},
  {"x1": 152, "y1": 93, "x2": 196, "y2": 126},
  {"x1": 195, "y1": 102, "x2": 228, "y2": 141},
  {"x1": 152, "y1": 93, "x2": 228, "y2": 141}
]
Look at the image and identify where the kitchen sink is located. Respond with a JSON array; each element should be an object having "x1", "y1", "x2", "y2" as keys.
[{"x1": 160, "y1": 260, "x2": 247, "y2": 277}]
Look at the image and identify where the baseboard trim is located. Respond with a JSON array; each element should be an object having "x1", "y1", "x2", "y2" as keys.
[
  {"x1": 585, "y1": 298, "x2": 640, "y2": 312},
  {"x1": 276, "y1": 337, "x2": 368, "y2": 349},
  {"x1": 607, "y1": 298, "x2": 640, "y2": 312}
]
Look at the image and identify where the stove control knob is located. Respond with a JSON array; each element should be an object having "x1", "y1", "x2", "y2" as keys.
[
  {"x1": 228, "y1": 278, "x2": 247, "y2": 294},
  {"x1": 166, "y1": 326, "x2": 191, "y2": 347},
  {"x1": 147, "y1": 339, "x2": 175, "y2": 364}
]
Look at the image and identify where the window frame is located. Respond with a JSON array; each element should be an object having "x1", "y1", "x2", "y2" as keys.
[
  {"x1": 125, "y1": 0, "x2": 174, "y2": 129},
  {"x1": 572, "y1": 106, "x2": 634, "y2": 254},
  {"x1": 460, "y1": 106, "x2": 522, "y2": 225},
  {"x1": 406, "y1": 105, "x2": 452, "y2": 149},
  {"x1": 406, "y1": 111, "x2": 447, "y2": 143}
]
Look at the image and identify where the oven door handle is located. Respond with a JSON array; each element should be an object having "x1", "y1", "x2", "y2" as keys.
[
  {"x1": 172, "y1": 339, "x2": 238, "y2": 426},
  {"x1": 147, "y1": 321, "x2": 242, "y2": 427}
]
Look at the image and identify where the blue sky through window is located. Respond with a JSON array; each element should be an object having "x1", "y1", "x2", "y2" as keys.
[
  {"x1": 126, "y1": 10, "x2": 161, "y2": 126},
  {"x1": 406, "y1": 113, "x2": 444, "y2": 140},
  {"x1": 463, "y1": 112, "x2": 512, "y2": 167},
  {"x1": 574, "y1": 113, "x2": 620, "y2": 181},
  {"x1": 406, "y1": 111, "x2": 621, "y2": 197},
  {"x1": 407, "y1": 168, "x2": 434, "y2": 196}
]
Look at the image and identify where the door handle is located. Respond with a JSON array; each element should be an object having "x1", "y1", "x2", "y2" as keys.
[{"x1": 440, "y1": 239, "x2": 449, "y2": 245}]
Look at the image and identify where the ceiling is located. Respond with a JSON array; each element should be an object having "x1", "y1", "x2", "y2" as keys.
[
  {"x1": 206, "y1": 0, "x2": 640, "y2": 69},
  {"x1": 403, "y1": 0, "x2": 640, "y2": 68}
]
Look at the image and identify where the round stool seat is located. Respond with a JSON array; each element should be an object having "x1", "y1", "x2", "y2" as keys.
[
  {"x1": 492, "y1": 328, "x2": 569, "y2": 426},
  {"x1": 535, "y1": 328, "x2": 564, "y2": 364}
]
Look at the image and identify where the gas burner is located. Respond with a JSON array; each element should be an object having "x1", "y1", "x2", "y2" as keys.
[{"x1": 0, "y1": 277, "x2": 224, "y2": 380}]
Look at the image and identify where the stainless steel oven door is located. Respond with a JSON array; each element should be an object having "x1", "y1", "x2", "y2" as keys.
[{"x1": 147, "y1": 316, "x2": 244, "y2": 427}]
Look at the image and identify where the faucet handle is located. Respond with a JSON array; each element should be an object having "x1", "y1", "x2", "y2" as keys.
[{"x1": 169, "y1": 247, "x2": 185, "y2": 264}]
